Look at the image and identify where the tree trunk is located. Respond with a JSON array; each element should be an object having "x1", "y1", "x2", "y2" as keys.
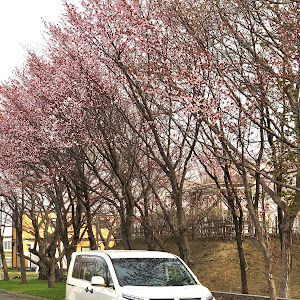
[
  {"x1": 174, "y1": 191, "x2": 192, "y2": 267},
  {"x1": 15, "y1": 224, "x2": 27, "y2": 284},
  {"x1": 104, "y1": 230, "x2": 114, "y2": 250},
  {"x1": 279, "y1": 215, "x2": 293, "y2": 298},
  {"x1": 48, "y1": 258, "x2": 56, "y2": 288},
  {"x1": 81, "y1": 174, "x2": 97, "y2": 250},
  {"x1": 278, "y1": 128, "x2": 300, "y2": 297},
  {"x1": 278, "y1": 64, "x2": 300, "y2": 298},
  {"x1": 65, "y1": 245, "x2": 77, "y2": 268},
  {"x1": 85, "y1": 205, "x2": 97, "y2": 250},
  {"x1": 63, "y1": 197, "x2": 82, "y2": 268},
  {"x1": 178, "y1": 226, "x2": 191, "y2": 266},
  {"x1": 232, "y1": 212, "x2": 248, "y2": 294},
  {"x1": 54, "y1": 205, "x2": 76, "y2": 265},
  {"x1": 142, "y1": 197, "x2": 156, "y2": 250},
  {"x1": 120, "y1": 216, "x2": 133, "y2": 250},
  {"x1": 38, "y1": 260, "x2": 47, "y2": 280},
  {"x1": 236, "y1": 233, "x2": 248, "y2": 294},
  {"x1": 47, "y1": 239, "x2": 57, "y2": 288},
  {"x1": 248, "y1": 201, "x2": 277, "y2": 299},
  {"x1": 224, "y1": 165, "x2": 248, "y2": 294},
  {"x1": 276, "y1": 174, "x2": 284, "y2": 250},
  {"x1": 119, "y1": 196, "x2": 134, "y2": 250},
  {"x1": 138, "y1": 185, "x2": 166, "y2": 251},
  {"x1": 242, "y1": 173, "x2": 277, "y2": 300},
  {"x1": 0, "y1": 233, "x2": 9, "y2": 281}
]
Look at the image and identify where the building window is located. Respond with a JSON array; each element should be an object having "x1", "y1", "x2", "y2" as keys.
[{"x1": 3, "y1": 240, "x2": 12, "y2": 250}]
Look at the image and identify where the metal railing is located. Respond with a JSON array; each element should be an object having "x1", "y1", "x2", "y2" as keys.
[{"x1": 212, "y1": 291, "x2": 298, "y2": 300}]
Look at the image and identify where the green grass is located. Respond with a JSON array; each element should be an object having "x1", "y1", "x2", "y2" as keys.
[
  {"x1": 0, "y1": 278, "x2": 66, "y2": 300},
  {"x1": 2, "y1": 269, "x2": 38, "y2": 278}
]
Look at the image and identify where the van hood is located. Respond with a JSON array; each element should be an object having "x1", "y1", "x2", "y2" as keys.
[{"x1": 120, "y1": 284, "x2": 212, "y2": 300}]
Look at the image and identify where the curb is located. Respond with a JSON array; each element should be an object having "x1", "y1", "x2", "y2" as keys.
[{"x1": 0, "y1": 289, "x2": 48, "y2": 299}]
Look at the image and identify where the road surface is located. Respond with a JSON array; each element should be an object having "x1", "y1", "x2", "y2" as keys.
[{"x1": 0, "y1": 289, "x2": 47, "y2": 300}]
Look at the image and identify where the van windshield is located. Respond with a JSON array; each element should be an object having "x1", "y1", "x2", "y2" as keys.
[{"x1": 111, "y1": 258, "x2": 197, "y2": 287}]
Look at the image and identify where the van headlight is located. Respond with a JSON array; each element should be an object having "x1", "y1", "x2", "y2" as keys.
[
  {"x1": 122, "y1": 294, "x2": 148, "y2": 300},
  {"x1": 202, "y1": 294, "x2": 215, "y2": 300}
]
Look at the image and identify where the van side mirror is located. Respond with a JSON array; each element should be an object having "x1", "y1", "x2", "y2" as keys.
[{"x1": 91, "y1": 276, "x2": 107, "y2": 287}]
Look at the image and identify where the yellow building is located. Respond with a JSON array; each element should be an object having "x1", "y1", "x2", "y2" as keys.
[{"x1": 12, "y1": 213, "x2": 115, "y2": 268}]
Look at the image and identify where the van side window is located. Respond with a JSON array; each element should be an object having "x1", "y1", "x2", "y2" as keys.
[
  {"x1": 95, "y1": 256, "x2": 113, "y2": 287},
  {"x1": 79, "y1": 257, "x2": 95, "y2": 281},
  {"x1": 72, "y1": 256, "x2": 81, "y2": 279}
]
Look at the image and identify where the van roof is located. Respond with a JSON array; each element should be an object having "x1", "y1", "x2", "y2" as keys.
[{"x1": 74, "y1": 250, "x2": 177, "y2": 259}]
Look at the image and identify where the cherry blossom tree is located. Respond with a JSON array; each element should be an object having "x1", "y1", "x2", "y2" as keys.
[
  {"x1": 1, "y1": 0, "x2": 299, "y2": 297},
  {"x1": 169, "y1": 0, "x2": 300, "y2": 298},
  {"x1": 36, "y1": 0, "x2": 203, "y2": 265}
]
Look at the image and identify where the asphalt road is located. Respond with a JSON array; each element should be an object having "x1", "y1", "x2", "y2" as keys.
[{"x1": 0, "y1": 289, "x2": 48, "y2": 300}]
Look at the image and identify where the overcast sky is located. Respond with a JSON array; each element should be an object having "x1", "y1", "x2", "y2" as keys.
[
  {"x1": 0, "y1": 0, "x2": 80, "y2": 82},
  {"x1": 0, "y1": 0, "x2": 82, "y2": 235}
]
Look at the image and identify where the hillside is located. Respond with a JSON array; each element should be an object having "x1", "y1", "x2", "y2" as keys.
[{"x1": 113, "y1": 236, "x2": 300, "y2": 299}]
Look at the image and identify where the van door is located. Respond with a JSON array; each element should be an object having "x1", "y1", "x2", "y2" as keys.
[
  {"x1": 85, "y1": 256, "x2": 118, "y2": 300},
  {"x1": 73, "y1": 256, "x2": 96, "y2": 300}
]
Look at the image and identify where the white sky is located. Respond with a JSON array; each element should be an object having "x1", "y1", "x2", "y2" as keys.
[
  {"x1": 0, "y1": 0, "x2": 83, "y2": 235},
  {"x1": 0, "y1": 0, "x2": 80, "y2": 82}
]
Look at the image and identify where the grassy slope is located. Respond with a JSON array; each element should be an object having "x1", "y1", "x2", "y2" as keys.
[
  {"x1": 190, "y1": 237, "x2": 300, "y2": 298},
  {"x1": 113, "y1": 236, "x2": 300, "y2": 299}
]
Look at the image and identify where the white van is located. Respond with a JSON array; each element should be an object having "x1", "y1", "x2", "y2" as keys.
[{"x1": 66, "y1": 250, "x2": 215, "y2": 300}]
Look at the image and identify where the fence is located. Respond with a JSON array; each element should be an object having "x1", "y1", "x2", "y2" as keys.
[
  {"x1": 131, "y1": 217, "x2": 300, "y2": 240},
  {"x1": 191, "y1": 219, "x2": 235, "y2": 240}
]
